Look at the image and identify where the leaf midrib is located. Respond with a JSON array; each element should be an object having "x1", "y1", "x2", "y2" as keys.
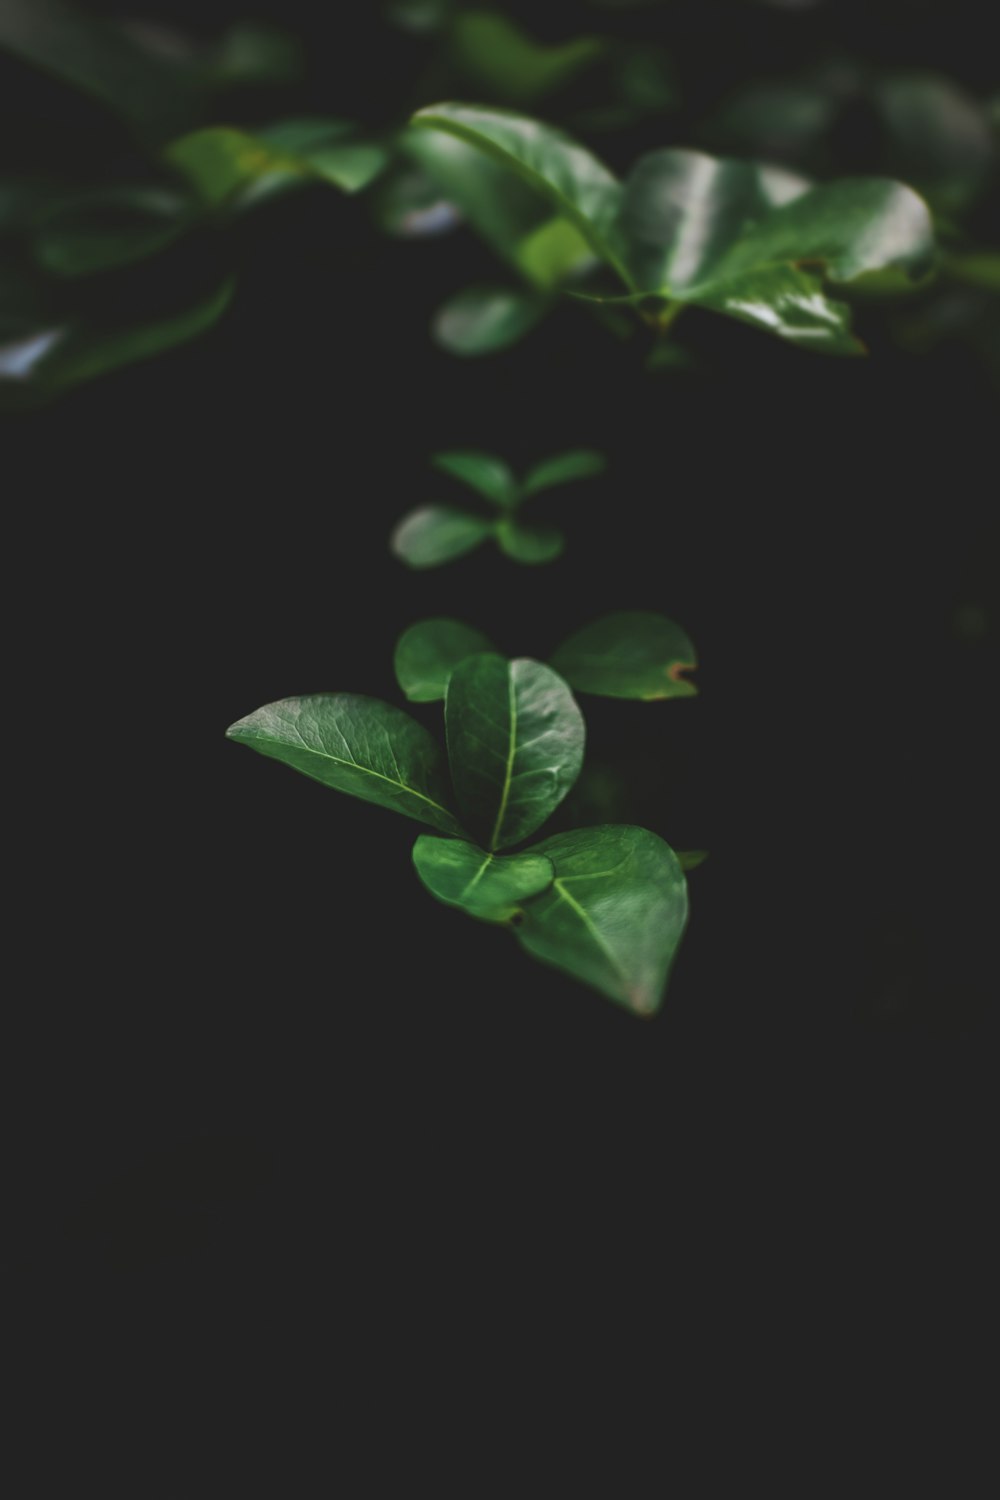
[
  {"x1": 236, "y1": 728, "x2": 455, "y2": 822},
  {"x1": 489, "y1": 667, "x2": 518, "y2": 850}
]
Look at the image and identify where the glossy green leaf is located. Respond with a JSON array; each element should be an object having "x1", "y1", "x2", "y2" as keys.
[
  {"x1": 0, "y1": 277, "x2": 235, "y2": 399},
  {"x1": 521, "y1": 449, "x2": 606, "y2": 498},
  {"x1": 433, "y1": 284, "x2": 546, "y2": 355},
  {"x1": 34, "y1": 187, "x2": 189, "y2": 277},
  {"x1": 391, "y1": 506, "x2": 494, "y2": 569},
  {"x1": 550, "y1": 612, "x2": 697, "y2": 700},
  {"x1": 448, "y1": 12, "x2": 603, "y2": 107},
  {"x1": 412, "y1": 835, "x2": 554, "y2": 921},
  {"x1": 513, "y1": 825, "x2": 688, "y2": 1015},
  {"x1": 431, "y1": 450, "x2": 517, "y2": 506},
  {"x1": 445, "y1": 655, "x2": 585, "y2": 851},
  {"x1": 394, "y1": 619, "x2": 496, "y2": 702},
  {"x1": 411, "y1": 103, "x2": 629, "y2": 285},
  {"x1": 226, "y1": 694, "x2": 462, "y2": 835},
  {"x1": 495, "y1": 518, "x2": 565, "y2": 564}
]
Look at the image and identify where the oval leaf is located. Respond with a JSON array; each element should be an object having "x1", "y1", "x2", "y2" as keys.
[
  {"x1": 226, "y1": 694, "x2": 462, "y2": 834},
  {"x1": 433, "y1": 283, "x2": 546, "y2": 355},
  {"x1": 411, "y1": 103, "x2": 629, "y2": 286},
  {"x1": 413, "y1": 835, "x2": 554, "y2": 921},
  {"x1": 391, "y1": 506, "x2": 494, "y2": 568},
  {"x1": 445, "y1": 655, "x2": 585, "y2": 851},
  {"x1": 432, "y1": 450, "x2": 517, "y2": 506},
  {"x1": 34, "y1": 188, "x2": 189, "y2": 277},
  {"x1": 520, "y1": 448, "x2": 606, "y2": 498},
  {"x1": 394, "y1": 619, "x2": 496, "y2": 702},
  {"x1": 550, "y1": 612, "x2": 697, "y2": 700},
  {"x1": 514, "y1": 825, "x2": 688, "y2": 1015},
  {"x1": 495, "y1": 518, "x2": 565, "y2": 564}
]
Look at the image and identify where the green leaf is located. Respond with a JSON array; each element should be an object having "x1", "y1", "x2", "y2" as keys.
[
  {"x1": 619, "y1": 147, "x2": 934, "y2": 350},
  {"x1": 256, "y1": 118, "x2": 387, "y2": 193},
  {"x1": 0, "y1": 276, "x2": 235, "y2": 399},
  {"x1": 433, "y1": 284, "x2": 546, "y2": 355},
  {"x1": 495, "y1": 517, "x2": 565, "y2": 564},
  {"x1": 512, "y1": 215, "x2": 597, "y2": 289},
  {"x1": 0, "y1": 0, "x2": 195, "y2": 139},
  {"x1": 521, "y1": 448, "x2": 606, "y2": 497},
  {"x1": 550, "y1": 612, "x2": 697, "y2": 700},
  {"x1": 33, "y1": 187, "x2": 189, "y2": 277},
  {"x1": 411, "y1": 103, "x2": 629, "y2": 286},
  {"x1": 448, "y1": 12, "x2": 603, "y2": 107},
  {"x1": 513, "y1": 825, "x2": 688, "y2": 1015},
  {"x1": 412, "y1": 835, "x2": 554, "y2": 921},
  {"x1": 431, "y1": 450, "x2": 518, "y2": 506},
  {"x1": 390, "y1": 506, "x2": 494, "y2": 568},
  {"x1": 875, "y1": 72, "x2": 994, "y2": 215},
  {"x1": 164, "y1": 120, "x2": 384, "y2": 210},
  {"x1": 394, "y1": 619, "x2": 496, "y2": 702},
  {"x1": 676, "y1": 850, "x2": 708, "y2": 871},
  {"x1": 445, "y1": 654, "x2": 585, "y2": 851},
  {"x1": 226, "y1": 694, "x2": 462, "y2": 835}
]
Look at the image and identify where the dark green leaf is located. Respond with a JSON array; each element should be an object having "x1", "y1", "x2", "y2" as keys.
[
  {"x1": 34, "y1": 187, "x2": 189, "y2": 277},
  {"x1": 676, "y1": 850, "x2": 709, "y2": 871},
  {"x1": 433, "y1": 284, "x2": 547, "y2": 355},
  {"x1": 875, "y1": 73, "x2": 994, "y2": 215},
  {"x1": 520, "y1": 448, "x2": 606, "y2": 497},
  {"x1": 226, "y1": 694, "x2": 462, "y2": 834},
  {"x1": 550, "y1": 612, "x2": 697, "y2": 700},
  {"x1": 0, "y1": 276, "x2": 235, "y2": 399},
  {"x1": 445, "y1": 654, "x2": 585, "y2": 850},
  {"x1": 394, "y1": 619, "x2": 496, "y2": 702},
  {"x1": 448, "y1": 12, "x2": 603, "y2": 107},
  {"x1": 391, "y1": 506, "x2": 494, "y2": 568},
  {"x1": 411, "y1": 103, "x2": 629, "y2": 285},
  {"x1": 164, "y1": 120, "x2": 384, "y2": 210},
  {"x1": 412, "y1": 835, "x2": 554, "y2": 920},
  {"x1": 431, "y1": 450, "x2": 517, "y2": 506},
  {"x1": 514, "y1": 825, "x2": 688, "y2": 1015},
  {"x1": 495, "y1": 518, "x2": 565, "y2": 564}
]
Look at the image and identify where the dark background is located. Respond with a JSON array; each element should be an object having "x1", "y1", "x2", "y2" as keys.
[{"x1": 5, "y1": 0, "x2": 995, "y2": 1480}]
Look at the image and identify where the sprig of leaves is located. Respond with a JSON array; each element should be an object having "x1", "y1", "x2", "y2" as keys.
[
  {"x1": 407, "y1": 101, "x2": 936, "y2": 356},
  {"x1": 391, "y1": 447, "x2": 606, "y2": 567},
  {"x1": 227, "y1": 631, "x2": 696, "y2": 1014}
]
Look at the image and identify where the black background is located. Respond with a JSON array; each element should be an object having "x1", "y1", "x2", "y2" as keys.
[{"x1": 5, "y1": 0, "x2": 995, "y2": 1481}]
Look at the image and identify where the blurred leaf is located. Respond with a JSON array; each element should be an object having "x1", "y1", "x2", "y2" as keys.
[
  {"x1": 402, "y1": 127, "x2": 551, "y2": 265},
  {"x1": 432, "y1": 449, "x2": 517, "y2": 505},
  {"x1": 495, "y1": 517, "x2": 566, "y2": 563},
  {"x1": 208, "y1": 23, "x2": 302, "y2": 86},
  {"x1": 226, "y1": 695, "x2": 462, "y2": 835},
  {"x1": 447, "y1": 12, "x2": 604, "y2": 106},
  {"x1": 513, "y1": 825, "x2": 688, "y2": 1015},
  {"x1": 676, "y1": 850, "x2": 709, "y2": 871},
  {"x1": 394, "y1": 619, "x2": 496, "y2": 701},
  {"x1": 551, "y1": 612, "x2": 697, "y2": 700},
  {"x1": 512, "y1": 214, "x2": 596, "y2": 289},
  {"x1": 391, "y1": 505, "x2": 494, "y2": 567},
  {"x1": 433, "y1": 283, "x2": 547, "y2": 354},
  {"x1": 411, "y1": 103, "x2": 628, "y2": 284},
  {"x1": 521, "y1": 448, "x2": 606, "y2": 497},
  {"x1": 412, "y1": 835, "x2": 554, "y2": 920},
  {"x1": 373, "y1": 166, "x2": 462, "y2": 238},
  {"x1": 386, "y1": 0, "x2": 454, "y2": 31},
  {"x1": 34, "y1": 187, "x2": 190, "y2": 277},
  {"x1": 445, "y1": 654, "x2": 585, "y2": 850},
  {"x1": 875, "y1": 73, "x2": 994, "y2": 215},
  {"x1": 942, "y1": 252, "x2": 1000, "y2": 292},
  {"x1": 0, "y1": 0, "x2": 195, "y2": 139},
  {"x1": 164, "y1": 120, "x2": 386, "y2": 210},
  {"x1": 0, "y1": 276, "x2": 234, "y2": 400}
]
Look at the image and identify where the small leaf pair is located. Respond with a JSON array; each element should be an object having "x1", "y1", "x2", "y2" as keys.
[
  {"x1": 227, "y1": 635, "x2": 693, "y2": 1014},
  {"x1": 407, "y1": 102, "x2": 936, "y2": 356},
  {"x1": 393, "y1": 612, "x2": 698, "y2": 702},
  {"x1": 391, "y1": 447, "x2": 605, "y2": 568}
]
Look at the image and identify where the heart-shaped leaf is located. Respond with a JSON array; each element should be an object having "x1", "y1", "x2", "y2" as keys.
[
  {"x1": 513, "y1": 825, "x2": 688, "y2": 1015},
  {"x1": 432, "y1": 284, "x2": 547, "y2": 354},
  {"x1": 520, "y1": 448, "x2": 606, "y2": 498},
  {"x1": 445, "y1": 654, "x2": 585, "y2": 850},
  {"x1": 550, "y1": 612, "x2": 697, "y2": 699},
  {"x1": 226, "y1": 694, "x2": 462, "y2": 835},
  {"x1": 394, "y1": 619, "x2": 496, "y2": 702},
  {"x1": 411, "y1": 103, "x2": 629, "y2": 285},
  {"x1": 495, "y1": 517, "x2": 565, "y2": 564},
  {"x1": 431, "y1": 450, "x2": 518, "y2": 506},
  {"x1": 391, "y1": 505, "x2": 494, "y2": 568},
  {"x1": 412, "y1": 835, "x2": 554, "y2": 920}
]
